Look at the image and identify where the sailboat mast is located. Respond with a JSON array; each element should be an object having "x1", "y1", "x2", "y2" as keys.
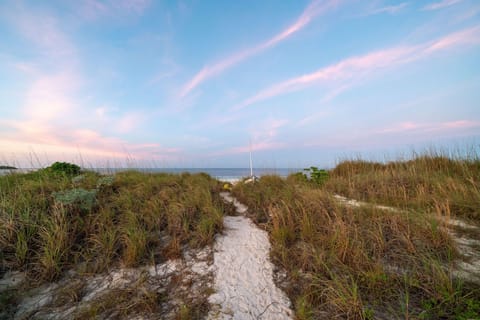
[{"x1": 249, "y1": 141, "x2": 253, "y2": 177}]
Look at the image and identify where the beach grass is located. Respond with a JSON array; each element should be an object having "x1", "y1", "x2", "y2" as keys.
[
  {"x1": 232, "y1": 151, "x2": 480, "y2": 319},
  {"x1": 325, "y1": 152, "x2": 480, "y2": 221},
  {"x1": 2, "y1": 150, "x2": 480, "y2": 319},
  {"x1": 0, "y1": 167, "x2": 226, "y2": 318}
]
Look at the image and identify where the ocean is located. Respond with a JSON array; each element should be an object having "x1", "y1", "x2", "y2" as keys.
[
  {"x1": 94, "y1": 168, "x2": 301, "y2": 182},
  {"x1": 0, "y1": 168, "x2": 302, "y2": 182}
]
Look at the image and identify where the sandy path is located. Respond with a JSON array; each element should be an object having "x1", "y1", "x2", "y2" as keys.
[{"x1": 208, "y1": 193, "x2": 293, "y2": 320}]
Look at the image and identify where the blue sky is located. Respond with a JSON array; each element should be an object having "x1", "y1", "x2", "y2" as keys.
[{"x1": 0, "y1": 0, "x2": 479, "y2": 168}]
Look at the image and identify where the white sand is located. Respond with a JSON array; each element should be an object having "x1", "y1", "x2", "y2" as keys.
[
  {"x1": 333, "y1": 194, "x2": 401, "y2": 212},
  {"x1": 208, "y1": 193, "x2": 293, "y2": 320},
  {"x1": 0, "y1": 271, "x2": 25, "y2": 290},
  {"x1": 442, "y1": 218, "x2": 480, "y2": 284},
  {"x1": 11, "y1": 249, "x2": 212, "y2": 319}
]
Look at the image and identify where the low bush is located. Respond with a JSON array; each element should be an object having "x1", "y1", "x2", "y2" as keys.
[{"x1": 46, "y1": 162, "x2": 81, "y2": 176}]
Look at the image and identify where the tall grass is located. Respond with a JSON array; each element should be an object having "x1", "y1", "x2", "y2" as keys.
[
  {"x1": 233, "y1": 153, "x2": 480, "y2": 319},
  {"x1": 0, "y1": 169, "x2": 225, "y2": 283},
  {"x1": 325, "y1": 151, "x2": 480, "y2": 221}
]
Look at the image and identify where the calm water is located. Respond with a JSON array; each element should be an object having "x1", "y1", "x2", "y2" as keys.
[
  {"x1": 0, "y1": 168, "x2": 302, "y2": 182},
  {"x1": 94, "y1": 168, "x2": 301, "y2": 182}
]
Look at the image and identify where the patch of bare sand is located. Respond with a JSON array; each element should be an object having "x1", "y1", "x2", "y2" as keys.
[
  {"x1": 3, "y1": 248, "x2": 213, "y2": 319},
  {"x1": 207, "y1": 193, "x2": 293, "y2": 320}
]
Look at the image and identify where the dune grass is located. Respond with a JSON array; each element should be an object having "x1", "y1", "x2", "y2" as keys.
[
  {"x1": 232, "y1": 153, "x2": 480, "y2": 319},
  {"x1": 2, "y1": 151, "x2": 479, "y2": 319},
  {"x1": 0, "y1": 168, "x2": 227, "y2": 318},
  {"x1": 325, "y1": 153, "x2": 480, "y2": 221}
]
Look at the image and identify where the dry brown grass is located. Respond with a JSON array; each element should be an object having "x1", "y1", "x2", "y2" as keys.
[
  {"x1": 233, "y1": 160, "x2": 480, "y2": 319},
  {"x1": 0, "y1": 168, "x2": 226, "y2": 318},
  {"x1": 325, "y1": 154, "x2": 480, "y2": 221}
]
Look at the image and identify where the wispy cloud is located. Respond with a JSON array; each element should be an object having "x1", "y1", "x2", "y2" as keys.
[
  {"x1": 226, "y1": 141, "x2": 286, "y2": 154},
  {"x1": 213, "y1": 118, "x2": 289, "y2": 156},
  {"x1": 6, "y1": 5, "x2": 76, "y2": 63},
  {"x1": 296, "y1": 110, "x2": 330, "y2": 127},
  {"x1": 236, "y1": 25, "x2": 480, "y2": 109},
  {"x1": 301, "y1": 119, "x2": 480, "y2": 150},
  {"x1": 181, "y1": 0, "x2": 341, "y2": 97},
  {"x1": 378, "y1": 120, "x2": 480, "y2": 133},
  {"x1": 251, "y1": 119, "x2": 289, "y2": 141},
  {"x1": 0, "y1": 4, "x2": 159, "y2": 165},
  {"x1": 368, "y1": 2, "x2": 409, "y2": 15},
  {"x1": 4, "y1": 5, "x2": 82, "y2": 124},
  {"x1": 79, "y1": 0, "x2": 151, "y2": 19},
  {"x1": 423, "y1": 0, "x2": 462, "y2": 11}
]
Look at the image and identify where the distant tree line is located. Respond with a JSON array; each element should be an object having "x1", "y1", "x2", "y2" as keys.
[{"x1": 0, "y1": 165, "x2": 17, "y2": 170}]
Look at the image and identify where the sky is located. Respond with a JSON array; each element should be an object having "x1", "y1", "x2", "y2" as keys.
[{"x1": 0, "y1": 0, "x2": 479, "y2": 168}]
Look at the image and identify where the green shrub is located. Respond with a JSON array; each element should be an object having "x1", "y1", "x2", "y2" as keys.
[
  {"x1": 47, "y1": 162, "x2": 81, "y2": 176},
  {"x1": 303, "y1": 166, "x2": 329, "y2": 186}
]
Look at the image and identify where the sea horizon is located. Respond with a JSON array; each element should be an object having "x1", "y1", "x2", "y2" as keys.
[{"x1": 0, "y1": 167, "x2": 304, "y2": 182}]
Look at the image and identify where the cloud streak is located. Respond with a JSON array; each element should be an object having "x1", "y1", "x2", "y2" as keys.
[
  {"x1": 423, "y1": 0, "x2": 462, "y2": 11},
  {"x1": 80, "y1": 0, "x2": 151, "y2": 19},
  {"x1": 378, "y1": 120, "x2": 480, "y2": 133},
  {"x1": 181, "y1": 0, "x2": 340, "y2": 96},
  {"x1": 368, "y1": 2, "x2": 409, "y2": 15},
  {"x1": 236, "y1": 25, "x2": 480, "y2": 109}
]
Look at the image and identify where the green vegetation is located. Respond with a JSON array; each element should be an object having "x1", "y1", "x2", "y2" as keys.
[
  {"x1": 302, "y1": 166, "x2": 329, "y2": 185},
  {"x1": 325, "y1": 154, "x2": 480, "y2": 220},
  {"x1": 0, "y1": 165, "x2": 17, "y2": 170},
  {"x1": 0, "y1": 165, "x2": 227, "y2": 318},
  {"x1": 45, "y1": 161, "x2": 81, "y2": 176},
  {"x1": 233, "y1": 152, "x2": 480, "y2": 319},
  {"x1": 1, "y1": 153, "x2": 479, "y2": 319}
]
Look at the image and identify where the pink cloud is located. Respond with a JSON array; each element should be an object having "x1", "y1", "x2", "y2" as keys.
[
  {"x1": 444, "y1": 120, "x2": 480, "y2": 128},
  {"x1": 0, "y1": 3, "x2": 160, "y2": 166},
  {"x1": 236, "y1": 25, "x2": 480, "y2": 109},
  {"x1": 301, "y1": 120, "x2": 480, "y2": 150},
  {"x1": 235, "y1": 46, "x2": 417, "y2": 109},
  {"x1": 116, "y1": 113, "x2": 145, "y2": 133},
  {"x1": 181, "y1": 0, "x2": 341, "y2": 96},
  {"x1": 422, "y1": 25, "x2": 480, "y2": 54},
  {"x1": 378, "y1": 120, "x2": 480, "y2": 133},
  {"x1": 22, "y1": 72, "x2": 81, "y2": 121},
  {"x1": 0, "y1": 125, "x2": 181, "y2": 167},
  {"x1": 212, "y1": 141, "x2": 286, "y2": 157},
  {"x1": 5, "y1": 5, "x2": 83, "y2": 122},
  {"x1": 210, "y1": 118, "x2": 289, "y2": 156}
]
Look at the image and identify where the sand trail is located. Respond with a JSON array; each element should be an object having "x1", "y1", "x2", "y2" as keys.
[{"x1": 208, "y1": 192, "x2": 293, "y2": 320}]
